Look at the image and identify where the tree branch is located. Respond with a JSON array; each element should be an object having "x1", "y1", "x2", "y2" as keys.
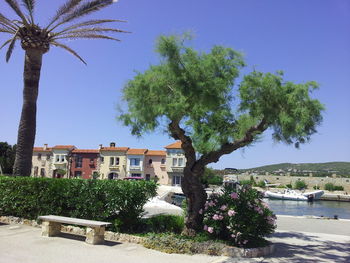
[
  {"x1": 196, "y1": 118, "x2": 268, "y2": 167},
  {"x1": 168, "y1": 120, "x2": 197, "y2": 167}
]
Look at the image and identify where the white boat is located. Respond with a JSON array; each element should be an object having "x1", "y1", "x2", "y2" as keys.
[{"x1": 265, "y1": 189, "x2": 324, "y2": 201}]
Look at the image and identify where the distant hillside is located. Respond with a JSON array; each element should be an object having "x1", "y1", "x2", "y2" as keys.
[{"x1": 240, "y1": 162, "x2": 350, "y2": 176}]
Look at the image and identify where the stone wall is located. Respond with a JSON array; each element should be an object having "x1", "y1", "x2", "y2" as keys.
[{"x1": 239, "y1": 174, "x2": 350, "y2": 192}]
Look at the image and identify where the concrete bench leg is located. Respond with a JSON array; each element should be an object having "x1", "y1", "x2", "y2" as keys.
[
  {"x1": 42, "y1": 221, "x2": 61, "y2": 237},
  {"x1": 86, "y1": 226, "x2": 105, "y2": 245}
]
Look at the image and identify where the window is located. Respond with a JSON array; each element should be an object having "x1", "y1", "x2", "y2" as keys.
[
  {"x1": 40, "y1": 168, "x2": 45, "y2": 177},
  {"x1": 161, "y1": 158, "x2": 165, "y2": 165},
  {"x1": 131, "y1": 173, "x2": 141, "y2": 177},
  {"x1": 75, "y1": 156, "x2": 82, "y2": 168},
  {"x1": 46, "y1": 154, "x2": 51, "y2": 160},
  {"x1": 37, "y1": 153, "x2": 42, "y2": 160},
  {"x1": 178, "y1": 158, "x2": 183, "y2": 167},
  {"x1": 109, "y1": 157, "x2": 119, "y2": 166},
  {"x1": 60, "y1": 155, "x2": 65, "y2": 162},
  {"x1": 55, "y1": 155, "x2": 60, "y2": 162},
  {"x1": 172, "y1": 158, "x2": 177, "y2": 167},
  {"x1": 148, "y1": 159, "x2": 153, "y2": 164},
  {"x1": 74, "y1": 171, "x2": 82, "y2": 178},
  {"x1": 34, "y1": 166, "x2": 38, "y2": 177},
  {"x1": 172, "y1": 175, "x2": 182, "y2": 186},
  {"x1": 100, "y1": 156, "x2": 104, "y2": 163},
  {"x1": 130, "y1": 158, "x2": 140, "y2": 166},
  {"x1": 146, "y1": 174, "x2": 151, "y2": 181}
]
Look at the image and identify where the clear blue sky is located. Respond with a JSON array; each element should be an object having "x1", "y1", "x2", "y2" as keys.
[{"x1": 1, "y1": 0, "x2": 349, "y2": 169}]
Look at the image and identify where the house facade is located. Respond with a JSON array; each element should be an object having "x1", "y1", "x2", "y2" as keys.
[
  {"x1": 165, "y1": 141, "x2": 186, "y2": 186},
  {"x1": 32, "y1": 144, "x2": 52, "y2": 177},
  {"x1": 99, "y1": 143, "x2": 129, "y2": 180},
  {"x1": 126, "y1": 149, "x2": 147, "y2": 178},
  {"x1": 70, "y1": 149, "x2": 99, "y2": 179},
  {"x1": 144, "y1": 150, "x2": 167, "y2": 183},
  {"x1": 51, "y1": 145, "x2": 75, "y2": 178}
]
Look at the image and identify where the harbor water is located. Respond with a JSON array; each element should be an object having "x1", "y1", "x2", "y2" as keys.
[{"x1": 265, "y1": 199, "x2": 350, "y2": 219}]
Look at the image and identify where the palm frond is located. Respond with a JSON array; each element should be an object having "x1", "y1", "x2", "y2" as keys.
[
  {"x1": 55, "y1": 19, "x2": 126, "y2": 35},
  {"x1": 21, "y1": 0, "x2": 35, "y2": 23},
  {"x1": 59, "y1": 27, "x2": 130, "y2": 36},
  {"x1": 5, "y1": 36, "x2": 17, "y2": 62},
  {"x1": 53, "y1": 33, "x2": 121, "y2": 42},
  {"x1": 46, "y1": 0, "x2": 84, "y2": 30},
  {"x1": 49, "y1": 0, "x2": 114, "y2": 32},
  {"x1": 0, "y1": 38, "x2": 13, "y2": 50},
  {"x1": 0, "y1": 13, "x2": 17, "y2": 29},
  {"x1": 0, "y1": 26, "x2": 14, "y2": 34},
  {"x1": 51, "y1": 41, "x2": 87, "y2": 65},
  {"x1": 4, "y1": 0, "x2": 29, "y2": 25}
]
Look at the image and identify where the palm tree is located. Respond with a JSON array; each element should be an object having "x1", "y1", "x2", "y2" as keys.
[{"x1": 0, "y1": 0, "x2": 128, "y2": 177}]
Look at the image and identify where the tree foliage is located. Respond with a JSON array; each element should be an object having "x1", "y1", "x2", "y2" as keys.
[
  {"x1": 120, "y1": 34, "x2": 324, "y2": 155},
  {"x1": 0, "y1": 142, "x2": 16, "y2": 174}
]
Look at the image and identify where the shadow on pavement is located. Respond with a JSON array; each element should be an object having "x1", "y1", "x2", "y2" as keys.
[
  {"x1": 57, "y1": 232, "x2": 122, "y2": 247},
  {"x1": 264, "y1": 232, "x2": 350, "y2": 263}
]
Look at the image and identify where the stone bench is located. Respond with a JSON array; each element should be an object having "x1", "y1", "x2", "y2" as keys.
[{"x1": 38, "y1": 215, "x2": 111, "y2": 245}]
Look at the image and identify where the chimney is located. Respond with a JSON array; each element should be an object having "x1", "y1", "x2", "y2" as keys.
[
  {"x1": 99, "y1": 144, "x2": 103, "y2": 150},
  {"x1": 110, "y1": 142, "x2": 116, "y2": 147},
  {"x1": 43, "y1": 144, "x2": 48, "y2": 150}
]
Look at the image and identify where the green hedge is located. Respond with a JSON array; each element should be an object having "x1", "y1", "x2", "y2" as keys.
[
  {"x1": 0, "y1": 176, "x2": 157, "y2": 232},
  {"x1": 324, "y1": 183, "x2": 344, "y2": 191}
]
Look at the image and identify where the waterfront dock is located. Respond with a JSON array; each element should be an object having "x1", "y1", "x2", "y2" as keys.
[{"x1": 320, "y1": 193, "x2": 350, "y2": 202}]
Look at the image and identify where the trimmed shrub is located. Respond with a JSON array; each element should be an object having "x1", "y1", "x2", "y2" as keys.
[
  {"x1": 286, "y1": 183, "x2": 293, "y2": 189},
  {"x1": 294, "y1": 180, "x2": 307, "y2": 190},
  {"x1": 202, "y1": 185, "x2": 276, "y2": 248},
  {"x1": 0, "y1": 176, "x2": 157, "y2": 232}
]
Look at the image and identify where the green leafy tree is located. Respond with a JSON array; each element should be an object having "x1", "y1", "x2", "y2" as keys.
[
  {"x1": 119, "y1": 34, "x2": 324, "y2": 235},
  {"x1": 0, "y1": 142, "x2": 16, "y2": 174},
  {"x1": 200, "y1": 167, "x2": 223, "y2": 187},
  {"x1": 1, "y1": 0, "x2": 128, "y2": 177}
]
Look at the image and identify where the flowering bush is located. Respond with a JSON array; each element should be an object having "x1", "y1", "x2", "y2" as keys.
[{"x1": 202, "y1": 185, "x2": 276, "y2": 247}]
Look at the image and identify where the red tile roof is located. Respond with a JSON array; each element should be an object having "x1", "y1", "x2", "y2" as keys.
[
  {"x1": 33, "y1": 147, "x2": 51, "y2": 152},
  {"x1": 165, "y1": 141, "x2": 182, "y2": 149},
  {"x1": 72, "y1": 149, "x2": 99, "y2": 154},
  {"x1": 127, "y1": 148, "x2": 148, "y2": 155},
  {"x1": 52, "y1": 145, "x2": 75, "y2": 150},
  {"x1": 146, "y1": 150, "x2": 166, "y2": 156},
  {"x1": 100, "y1": 147, "x2": 129, "y2": 152}
]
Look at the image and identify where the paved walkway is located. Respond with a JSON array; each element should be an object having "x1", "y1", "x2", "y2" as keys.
[{"x1": 1, "y1": 216, "x2": 350, "y2": 263}]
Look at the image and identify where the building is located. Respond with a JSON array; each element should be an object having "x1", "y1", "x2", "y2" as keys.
[
  {"x1": 51, "y1": 145, "x2": 75, "y2": 178},
  {"x1": 126, "y1": 148, "x2": 148, "y2": 178},
  {"x1": 70, "y1": 149, "x2": 99, "y2": 179},
  {"x1": 144, "y1": 150, "x2": 167, "y2": 183},
  {"x1": 99, "y1": 143, "x2": 129, "y2": 180},
  {"x1": 165, "y1": 141, "x2": 186, "y2": 186},
  {"x1": 32, "y1": 144, "x2": 52, "y2": 177}
]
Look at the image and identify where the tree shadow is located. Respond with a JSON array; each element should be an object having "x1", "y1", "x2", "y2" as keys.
[
  {"x1": 264, "y1": 232, "x2": 350, "y2": 263},
  {"x1": 56, "y1": 232, "x2": 122, "y2": 247},
  {"x1": 0, "y1": 222, "x2": 8, "y2": 226}
]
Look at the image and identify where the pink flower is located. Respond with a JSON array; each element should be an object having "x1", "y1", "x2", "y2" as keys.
[
  {"x1": 228, "y1": 210, "x2": 236, "y2": 216},
  {"x1": 262, "y1": 202, "x2": 269, "y2": 209},
  {"x1": 207, "y1": 227, "x2": 214, "y2": 233},
  {"x1": 220, "y1": 205, "x2": 227, "y2": 211},
  {"x1": 213, "y1": 214, "x2": 223, "y2": 220},
  {"x1": 208, "y1": 201, "x2": 216, "y2": 207},
  {"x1": 243, "y1": 240, "x2": 248, "y2": 244},
  {"x1": 231, "y1": 234, "x2": 235, "y2": 238},
  {"x1": 204, "y1": 225, "x2": 208, "y2": 231},
  {"x1": 230, "y1": 192, "x2": 238, "y2": 199},
  {"x1": 199, "y1": 209, "x2": 203, "y2": 214}
]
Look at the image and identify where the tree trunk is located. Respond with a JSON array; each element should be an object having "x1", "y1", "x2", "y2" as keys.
[
  {"x1": 181, "y1": 166, "x2": 207, "y2": 236},
  {"x1": 13, "y1": 50, "x2": 43, "y2": 177}
]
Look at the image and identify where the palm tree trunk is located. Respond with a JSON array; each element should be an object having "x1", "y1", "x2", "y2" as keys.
[
  {"x1": 13, "y1": 50, "x2": 43, "y2": 177},
  {"x1": 181, "y1": 166, "x2": 207, "y2": 236}
]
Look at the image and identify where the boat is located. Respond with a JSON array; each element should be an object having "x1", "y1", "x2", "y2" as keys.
[{"x1": 265, "y1": 189, "x2": 324, "y2": 201}]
